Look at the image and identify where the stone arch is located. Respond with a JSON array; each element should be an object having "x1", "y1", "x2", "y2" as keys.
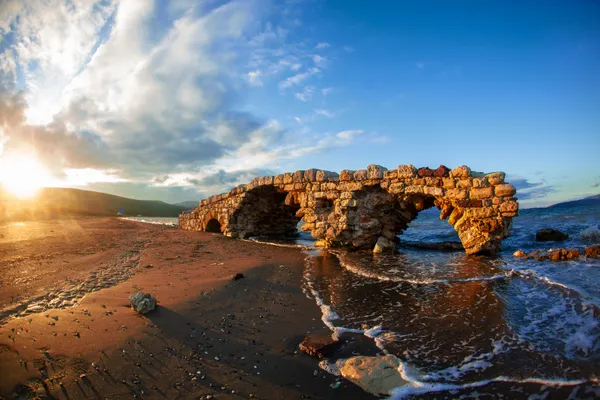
[
  {"x1": 205, "y1": 218, "x2": 222, "y2": 233},
  {"x1": 227, "y1": 186, "x2": 301, "y2": 239},
  {"x1": 179, "y1": 164, "x2": 518, "y2": 255}
]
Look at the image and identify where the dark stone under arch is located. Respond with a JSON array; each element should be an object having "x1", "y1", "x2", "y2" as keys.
[{"x1": 205, "y1": 218, "x2": 222, "y2": 233}]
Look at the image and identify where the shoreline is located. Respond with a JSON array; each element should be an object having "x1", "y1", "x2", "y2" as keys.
[{"x1": 0, "y1": 217, "x2": 371, "y2": 399}]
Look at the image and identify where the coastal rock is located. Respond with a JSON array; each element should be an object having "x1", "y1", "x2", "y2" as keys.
[
  {"x1": 585, "y1": 245, "x2": 600, "y2": 258},
  {"x1": 129, "y1": 292, "x2": 157, "y2": 314},
  {"x1": 513, "y1": 250, "x2": 527, "y2": 258},
  {"x1": 338, "y1": 355, "x2": 408, "y2": 396},
  {"x1": 526, "y1": 248, "x2": 580, "y2": 261},
  {"x1": 299, "y1": 331, "x2": 342, "y2": 358},
  {"x1": 535, "y1": 228, "x2": 568, "y2": 242},
  {"x1": 373, "y1": 237, "x2": 396, "y2": 253}
]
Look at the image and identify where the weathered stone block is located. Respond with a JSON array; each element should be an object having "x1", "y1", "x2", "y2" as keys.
[
  {"x1": 442, "y1": 178, "x2": 456, "y2": 188},
  {"x1": 274, "y1": 174, "x2": 284, "y2": 185},
  {"x1": 417, "y1": 167, "x2": 434, "y2": 177},
  {"x1": 485, "y1": 171, "x2": 506, "y2": 185},
  {"x1": 338, "y1": 182, "x2": 363, "y2": 191},
  {"x1": 340, "y1": 170, "x2": 355, "y2": 181},
  {"x1": 457, "y1": 179, "x2": 473, "y2": 189},
  {"x1": 424, "y1": 177, "x2": 442, "y2": 187},
  {"x1": 397, "y1": 164, "x2": 417, "y2": 178},
  {"x1": 472, "y1": 178, "x2": 490, "y2": 188},
  {"x1": 463, "y1": 207, "x2": 496, "y2": 219},
  {"x1": 470, "y1": 187, "x2": 494, "y2": 200},
  {"x1": 413, "y1": 178, "x2": 426, "y2": 185},
  {"x1": 383, "y1": 170, "x2": 398, "y2": 179},
  {"x1": 367, "y1": 164, "x2": 388, "y2": 179},
  {"x1": 293, "y1": 170, "x2": 305, "y2": 183},
  {"x1": 499, "y1": 200, "x2": 518, "y2": 213},
  {"x1": 340, "y1": 199, "x2": 358, "y2": 207},
  {"x1": 283, "y1": 173, "x2": 294, "y2": 184},
  {"x1": 405, "y1": 185, "x2": 424, "y2": 195},
  {"x1": 326, "y1": 191, "x2": 338, "y2": 200},
  {"x1": 423, "y1": 186, "x2": 443, "y2": 197},
  {"x1": 304, "y1": 169, "x2": 318, "y2": 182},
  {"x1": 388, "y1": 182, "x2": 405, "y2": 194},
  {"x1": 495, "y1": 184, "x2": 517, "y2": 197},
  {"x1": 353, "y1": 169, "x2": 368, "y2": 180},
  {"x1": 316, "y1": 170, "x2": 339, "y2": 182},
  {"x1": 455, "y1": 199, "x2": 483, "y2": 207},
  {"x1": 475, "y1": 217, "x2": 501, "y2": 233},
  {"x1": 434, "y1": 165, "x2": 451, "y2": 177},
  {"x1": 446, "y1": 188, "x2": 468, "y2": 200},
  {"x1": 450, "y1": 165, "x2": 471, "y2": 178}
]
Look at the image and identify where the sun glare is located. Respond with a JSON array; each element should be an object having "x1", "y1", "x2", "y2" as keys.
[{"x1": 0, "y1": 154, "x2": 52, "y2": 199}]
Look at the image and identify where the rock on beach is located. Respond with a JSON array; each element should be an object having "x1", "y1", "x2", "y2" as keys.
[
  {"x1": 338, "y1": 355, "x2": 408, "y2": 396},
  {"x1": 535, "y1": 228, "x2": 569, "y2": 242},
  {"x1": 129, "y1": 292, "x2": 157, "y2": 314}
]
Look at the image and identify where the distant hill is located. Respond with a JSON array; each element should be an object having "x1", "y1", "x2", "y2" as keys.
[
  {"x1": 0, "y1": 187, "x2": 187, "y2": 221},
  {"x1": 547, "y1": 194, "x2": 600, "y2": 209},
  {"x1": 172, "y1": 200, "x2": 199, "y2": 210}
]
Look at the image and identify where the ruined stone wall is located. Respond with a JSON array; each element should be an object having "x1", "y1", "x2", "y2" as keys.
[{"x1": 179, "y1": 164, "x2": 519, "y2": 255}]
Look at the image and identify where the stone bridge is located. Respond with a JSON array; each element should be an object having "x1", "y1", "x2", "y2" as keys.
[{"x1": 179, "y1": 164, "x2": 519, "y2": 255}]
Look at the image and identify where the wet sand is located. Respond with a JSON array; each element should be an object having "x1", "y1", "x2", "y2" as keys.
[{"x1": 0, "y1": 218, "x2": 370, "y2": 399}]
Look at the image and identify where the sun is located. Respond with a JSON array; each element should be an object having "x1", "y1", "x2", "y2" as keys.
[{"x1": 0, "y1": 154, "x2": 52, "y2": 199}]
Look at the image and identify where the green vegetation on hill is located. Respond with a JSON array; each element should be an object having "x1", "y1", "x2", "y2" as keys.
[
  {"x1": 0, "y1": 187, "x2": 186, "y2": 221},
  {"x1": 172, "y1": 200, "x2": 199, "y2": 210}
]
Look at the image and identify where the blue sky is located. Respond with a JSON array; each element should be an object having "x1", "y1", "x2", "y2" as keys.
[{"x1": 0, "y1": 0, "x2": 598, "y2": 207}]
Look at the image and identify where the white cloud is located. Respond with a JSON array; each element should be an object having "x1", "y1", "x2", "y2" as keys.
[
  {"x1": 313, "y1": 108, "x2": 335, "y2": 118},
  {"x1": 315, "y1": 42, "x2": 330, "y2": 49},
  {"x1": 321, "y1": 87, "x2": 333, "y2": 96},
  {"x1": 295, "y1": 85, "x2": 314, "y2": 102},
  {"x1": 0, "y1": 0, "x2": 118, "y2": 124},
  {"x1": 336, "y1": 130, "x2": 364, "y2": 140},
  {"x1": 279, "y1": 67, "x2": 320, "y2": 88},
  {"x1": 343, "y1": 46, "x2": 354, "y2": 53},
  {"x1": 63, "y1": 168, "x2": 128, "y2": 186},
  {"x1": 0, "y1": 0, "x2": 362, "y2": 201},
  {"x1": 247, "y1": 70, "x2": 263, "y2": 86},
  {"x1": 313, "y1": 54, "x2": 327, "y2": 66}
]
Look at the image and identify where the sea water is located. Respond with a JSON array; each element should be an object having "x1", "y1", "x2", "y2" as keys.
[
  {"x1": 300, "y1": 204, "x2": 600, "y2": 398},
  {"x1": 120, "y1": 216, "x2": 179, "y2": 226}
]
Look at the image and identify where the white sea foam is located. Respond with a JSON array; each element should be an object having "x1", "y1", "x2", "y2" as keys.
[
  {"x1": 336, "y1": 254, "x2": 511, "y2": 285},
  {"x1": 120, "y1": 217, "x2": 178, "y2": 226},
  {"x1": 318, "y1": 351, "x2": 588, "y2": 399},
  {"x1": 390, "y1": 375, "x2": 588, "y2": 399},
  {"x1": 579, "y1": 226, "x2": 600, "y2": 244},
  {"x1": 242, "y1": 237, "x2": 311, "y2": 250}
]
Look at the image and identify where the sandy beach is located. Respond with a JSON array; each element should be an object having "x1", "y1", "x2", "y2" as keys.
[{"x1": 0, "y1": 218, "x2": 370, "y2": 399}]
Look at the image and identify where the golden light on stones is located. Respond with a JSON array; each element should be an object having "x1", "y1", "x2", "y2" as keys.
[
  {"x1": 179, "y1": 164, "x2": 519, "y2": 256},
  {"x1": 0, "y1": 153, "x2": 52, "y2": 199}
]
